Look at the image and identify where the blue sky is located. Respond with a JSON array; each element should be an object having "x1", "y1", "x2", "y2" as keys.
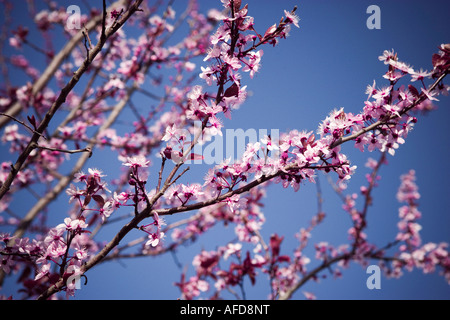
[{"x1": 1, "y1": 0, "x2": 449, "y2": 300}]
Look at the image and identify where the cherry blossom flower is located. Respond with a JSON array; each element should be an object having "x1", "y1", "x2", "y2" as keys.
[
  {"x1": 222, "y1": 194, "x2": 247, "y2": 213},
  {"x1": 303, "y1": 291, "x2": 317, "y2": 300},
  {"x1": 223, "y1": 243, "x2": 242, "y2": 260},
  {"x1": 34, "y1": 263, "x2": 51, "y2": 281},
  {"x1": 57, "y1": 217, "x2": 88, "y2": 233},
  {"x1": 122, "y1": 155, "x2": 150, "y2": 168},
  {"x1": 260, "y1": 134, "x2": 279, "y2": 151},
  {"x1": 410, "y1": 68, "x2": 431, "y2": 82},
  {"x1": 378, "y1": 49, "x2": 396, "y2": 65},
  {"x1": 199, "y1": 66, "x2": 217, "y2": 86},
  {"x1": 242, "y1": 50, "x2": 263, "y2": 78},
  {"x1": 145, "y1": 231, "x2": 165, "y2": 247},
  {"x1": 284, "y1": 10, "x2": 300, "y2": 28},
  {"x1": 421, "y1": 88, "x2": 439, "y2": 101},
  {"x1": 65, "y1": 184, "x2": 85, "y2": 204},
  {"x1": 87, "y1": 168, "x2": 105, "y2": 180},
  {"x1": 100, "y1": 200, "x2": 114, "y2": 222}
]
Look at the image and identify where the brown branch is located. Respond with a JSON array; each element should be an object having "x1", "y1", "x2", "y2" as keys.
[
  {"x1": 0, "y1": 112, "x2": 46, "y2": 140},
  {"x1": 100, "y1": 0, "x2": 107, "y2": 44},
  {"x1": 350, "y1": 151, "x2": 386, "y2": 255},
  {"x1": 156, "y1": 156, "x2": 166, "y2": 193},
  {"x1": 35, "y1": 145, "x2": 93, "y2": 157}
]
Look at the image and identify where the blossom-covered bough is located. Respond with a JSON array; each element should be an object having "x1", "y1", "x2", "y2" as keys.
[{"x1": 0, "y1": 0, "x2": 449, "y2": 300}]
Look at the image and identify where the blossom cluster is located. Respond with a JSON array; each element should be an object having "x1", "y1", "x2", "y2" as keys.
[
  {"x1": 198, "y1": 43, "x2": 450, "y2": 207},
  {"x1": 192, "y1": 42, "x2": 450, "y2": 212},
  {"x1": 0, "y1": 0, "x2": 449, "y2": 300},
  {"x1": 0, "y1": 167, "x2": 115, "y2": 297},
  {"x1": 161, "y1": 1, "x2": 300, "y2": 165},
  {"x1": 0, "y1": 0, "x2": 215, "y2": 215},
  {"x1": 174, "y1": 158, "x2": 449, "y2": 300},
  {"x1": 388, "y1": 170, "x2": 450, "y2": 282},
  {"x1": 122, "y1": 155, "x2": 166, "y2": 248}
]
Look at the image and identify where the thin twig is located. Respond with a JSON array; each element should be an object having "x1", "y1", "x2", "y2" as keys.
[
  {"x1": 81, "y1": 28, "x2": 92, "y2": 60},
  {"x1": 0, "y1": 112, "x2": 47, "y2": 140},
  {"x1": 170, "y1": 167, "x2": 190, "y2": 186},
  {"x1": 100, "y1": 0, "x2": 107, "y2": 44},
  {"x1": 35, "y1": 145, "x2": 93, "y2": 157},
  {"x1": 156, "y1": 156, "x2": 166, "y2": 193}
]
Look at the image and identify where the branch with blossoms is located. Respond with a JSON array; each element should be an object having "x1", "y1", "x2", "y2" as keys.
[
  {"x1": 0, "y1": 0, "x2": 216, "y2": 291},
  {"x1": 38, "y1": 5, "x2": 450, "y2": 299},
  {"x1": 11, "y1": 0, "x2": 215, "y2": 243},
  {"x1": 172, "y1": 155, "x2": 449, "y2": 300},
  {"x1": 280, "y1": 165, "x2": 449, "y2": 300},
  {"x1": 0, "y1": 0, "x2": 145, "y2": 201},
  {"x1": 158, "y1": 43, "x2": 450, "y2": 299},
  {"x1": 0, "y1": 0, "x2": 449, "y2": 300},
  {"x1": 0, "y1": 0, "x2": 130, "y2": 130},
  {"x1": 29, "y1": 0, "x2": 303, "y2": 300}
]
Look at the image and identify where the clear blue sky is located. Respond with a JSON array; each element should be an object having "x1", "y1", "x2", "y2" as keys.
[{"x1": 1, "y1": 0, "x2": 449, "y2": 300}]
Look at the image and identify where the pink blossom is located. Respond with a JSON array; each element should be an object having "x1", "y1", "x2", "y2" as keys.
[
  {"x1": 66, "y1": 184, "x2": 84, "y2": 204},
  {"x1": 104, "y1": 77, "x2": 125, "y2": 91},
  {"x1": 87, "y1": 168, "x2": 105, "y2": 180},
  {"x1": 1, "y1": 0, "x2": 448, "y2": 301},
  {"x1": 390, "y1": 60, "x2": 414, "y2": 74},
  {"x1": 34, "y1": 263, "x2": 51, "y2": 281},
  {"x1": 223, "y1": 243, "x2": 242, "y2": 260},
  {"x1": 100, "y1": 200, "x2": 114, "y2": 222},
  {"x1": 9, "y1": 37, "x2": 21, "y2": 49},
  {"x1": 145, "y1": 231, "x2": 165, "y2": 247},
  {"x1": 162, "y1": 124, "x2": 180, "y2": 142},
  {"x1": 242, "y1": 142, "x2": 261, "y2": 163},
  {"x1": 223, "y1": 194, "x2": 247, "y2": 213},
  {"x1": 284, "y1": 10, "x2": 300, "y2": 28},
  {"x1": 303, "y1": 291, "x2": 316, "y2": 300},
  {"x1": 207, "y1": 115, "x2": 223, "y2": 136},
  {"x1": 199, "y1": 66, "x2": 217, "y2": 86},
  {"x1": 57, "y1": 217, "x2": 88, "y2": 233},
  {"x1": 74, "y1": 244, "x2": 88, "y2": 261},
  {"x1": 223, "y1": 55, "x2": 241, "y2": 70},
  {"x1": 421, "y1": 88, "x2": 439, "y2": 101},
  {"x1": 242, "y1": 50, "x2": 263, "y2": 78},
  {"x1": 203, "y1": 44, "x2": 221, "y2": 61},
  {"x1": 122, "y1": 155, "x2": 150, "y2": 168},
  {"x1": 378, "y1": 49, "x2": 396, "y2": 65},
  {"x1": 176, "y1": 276, "x2": 209, "y2": 300},
  {"x1": 260, "y1": 135, "x2": 279, "y2": 151},
  {"x1": 0, "y1": 255, "x2": 14, "y2": 274},
  {"x1": 410, "y1": 68, "x2": 431, "y2": 82}
]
